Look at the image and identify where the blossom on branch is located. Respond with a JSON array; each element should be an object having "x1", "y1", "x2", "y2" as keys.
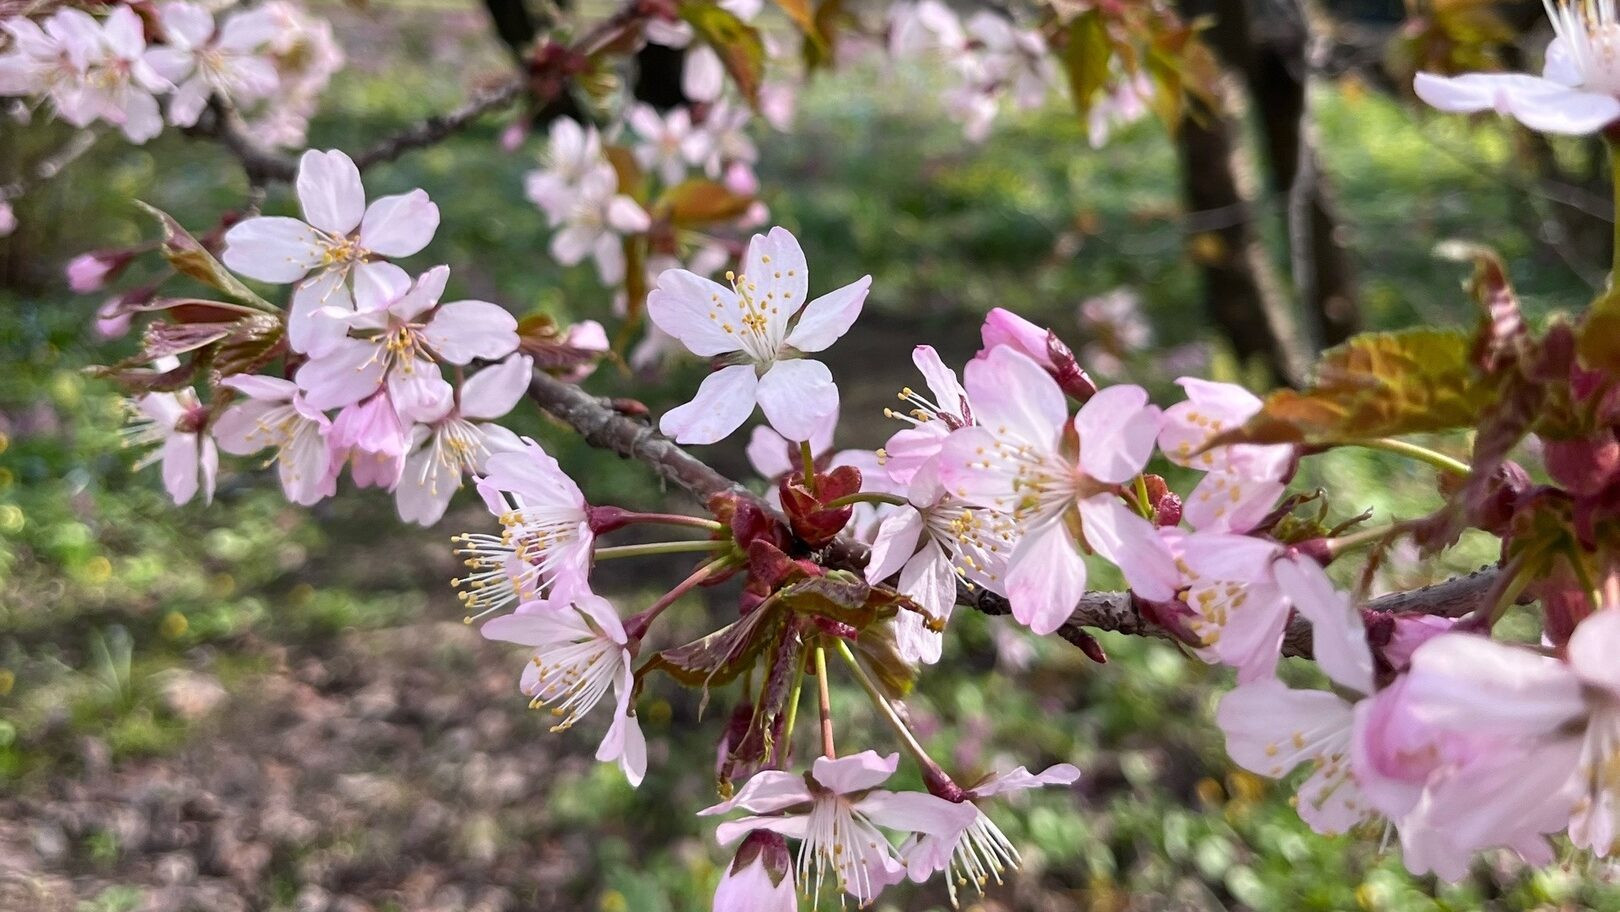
[
  {"x1": 223, "y1": 148, "x2": 440, "y2": 356},
  {"x1": 212, "y1": 374, "x2": 334, "y2": 506},
  {"x1": 648, "y1": 226, "x2": 871, "y2": 445},
  {"x1": 144, "y1": 1, "x2": 280, "y2": 128}
]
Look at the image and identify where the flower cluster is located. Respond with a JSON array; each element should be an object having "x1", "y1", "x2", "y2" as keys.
[
  {"x1": 0, "y1": 1, "x2": 339, "y2": 146},
  {"x1": 887, "y1": 0, "x2": 1055, "y2": 142}
]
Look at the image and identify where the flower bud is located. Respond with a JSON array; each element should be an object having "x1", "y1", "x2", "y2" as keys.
[
  {"x1": 66, "y1": 249, "x2": 135, "y2": 293},
  {"x1": 713, "y1": 830, "x2": 795, "y2": 912}
]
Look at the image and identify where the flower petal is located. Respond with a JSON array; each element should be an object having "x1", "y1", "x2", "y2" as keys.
[
  {"x1": 659, "y1": 364, "x2": 759, "y2": 445},
  {"x1": 222, "y1": 216, "x2": 325, "y2": 283},
  {"x1": 1004, "y1": 522, "x2": 1086, "y2": 635},
  {"x1": 296, "y1": 149, "x2": 365, "y2": 235},
  {"x1": 421, "y1": 300, "x2": 519, "y2": 364},
  {"x1": 785, "y1": 275, "x2": 870, "y2": 353},
  {"x1": 755, "y1": 359, "x2": 838, "y2": 443},
  {"x1": 359, "y1": 189, "x2": 439, "y2": 257},
  {"x1": 1075, "y1": 384, "x2": 1159, "y2": 484}
]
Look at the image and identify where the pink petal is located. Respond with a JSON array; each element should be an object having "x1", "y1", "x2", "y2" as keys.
[
  {"x1": 421, "y1": 300, "x2": 519, "y2": 364},
  {"x1": 971, "y1": 763, "x2": 1081, "y2": 798},
  {"x1": 386, "y1": 357, "x2": 454, "y2": 424},
  {"x1": 1075, "y1": 384, "x2": 1159, "y2": 484},
  {"x1": 211, "y1": 399, "x2": 281, "y2": 455},
  {"x1": 296, "y1": 337, "x2": 386, "y2": 411},
  {"x1": 741, "y1": 227, "x2": 809, "y2": 325},
  {"x1": 351, "y1": 260, "x2": 411, "y2": 313},
  {"x1": 461, "y1": 354, "x2": 533, "y2": 421},
  {"x1": 287, "y1": 269, "x2": 352, "y2": 357},
  {"x1": 962, "y1": 346, "x2": 1065, "y2": 451},
  {"x1": 855, "y1": 789, "x2": 977, "y2": 836},
  {"x1": 296, "y1": 149, "x2": 365, "y2": 235},
  {"x1": 1182, "y1": 472, "x2": 1284, "y2": 534},
  {"x1": 978, "y1": 307, "x2": 1054, "y2": 368},
  {"x1": 359, "y1": 189, "x2": 439, "y2": 257},
  {"x1": 865, "y1": 506, "x2": 925, "y2": 584},
  {"x1": 388, "y1": 265, "x2": 449, "y2": 322},
  {"x1": 1180, "y1": 532, "x2": 1281, "y2": 582},
  {"x1": 1216, "y1": 679, "x2": 1352, "y2": 777},
  {"x1": 1567, "y1": 608, "x2": 1620, "y2": 698},
  {"x1": 1078, "y1": 496, "x2": 1177, "y2": 601},
  {"x1": 646, "y1": 268, "x2": 747, "y2": 357},
  {"x1": 700, "y1": 770, "x2": 813, "y2": 817},
  {"x1": 394, "y1": 448, "x2": 458, "y2": 526},
  {"x1": 714, "y1": 814, "x2": 809, "y2": 846},
  {"x1": 1404, "y1": 634, "x2": 1585, "y2": 736},
  {"x1": 912, "y1": 345, "x2": 967, "y2": 415},
  {"x1": 605, "y1": 195, "x2": 650, "y2": 233},
  {"x1": 755, "y1": 359, "x2": 838, "y2": 443},
  {"x1": 161, "y1": 432, "x2": 201, "y2": 505},
  {"x1": 785, "y1": 275, "x2": 870, "y2": 353},
  {"x1": 659, "y1": 364, "x2": 759, "y2": 445},
  {"x1": 222, "y1": 216, "x2": 324, "y2": 283},
  {"x1": 219, "y1": 373, "x2": 296, "y2": 402},
  {"x1": 1005, "y1": 522, "x2": 1086, "y2": 635},
  {"x1": 811, "y1": 750, "x2": 899, "y2": 795},
  {"x1": 1272, "y1": 555, "x2": 1372, "y2": 694}
]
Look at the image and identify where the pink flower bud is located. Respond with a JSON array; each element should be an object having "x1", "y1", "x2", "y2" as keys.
[
  {"x1": 66, "y1": 249, "x2": 134, "y2": 293},
  {"x1": 713, "y1": 831, "x2": 795, "y2": 912},
  {"x1": 0, "y1": 201, "x2": 15, "y2": 237}
]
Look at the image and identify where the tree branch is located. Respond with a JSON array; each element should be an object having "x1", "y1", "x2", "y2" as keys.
[{"x1": 524, "y1": 369, "x2": 1504, "y2": 654}]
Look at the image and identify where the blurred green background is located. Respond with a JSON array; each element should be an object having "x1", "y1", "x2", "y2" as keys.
[{"x1": 2, "y1": 2, "x2": 1616, "y2": 910}]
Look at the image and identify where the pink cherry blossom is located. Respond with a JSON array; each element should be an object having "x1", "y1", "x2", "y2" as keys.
[
  {"x1": 1218, "y1": 678, "x2": 1373, "y2": 836},
  {"x1": 243, "y1": 1, "x2": 343, "y2": 149},
  {"x1": 937, "y1": 347, "x2": 1174, "y2": 634},
  {"x1": 294, "y1": 263, "x2": 517, "y2": 422},
  {"x1": 480, "y1": 594, "x2": 645, "y2": 785},
  {"x1": 327, "y1": 392, "x2": 409, "y2": 489},
  {"x1": 65, "y1": 250, "x2": 125, "y2": 293},
  {"x1": 454, "y1": 439, "x2": 594, "y2": 619},
  {"x1": 866, "y1": 462, "x2": 1013, "y2": 664},
  {"x1": 700, "y1": 750, "x2": 977, "y2": 906},
  {"x1": 145, "y1": 1, "x2": 280, "y2": 128},
  {"x1": 525, "y1": 117, "x2": 606, "y2": 223},
  {"x1": 212, "y1": 374, "x2": 334, "y2": 506},
  {"x1": 0, "y1": 10, "x2": 100, "y2": 127},
  {"x1": 1087, "y1": 70, "x2": 1152, "y2": 149},
  {"x1": 626, "y1": 102, "x2": 710, "y2": 185},
  {"x1": 697, "y1": 101, "x2": 758, "y2": 177},
  {"x1": 1158, "y1": 378, "x2": 1291, "y2": 533},
  {"x1": 223, "y1": 149, "x2": 440, "y2": 355},
  {"x1": 395, "y1": 354, "x2": 530, "y2": 526},
  {"x1": 124, "y1": 377, "x2": 218, "y2": 506},
  {"x1": 1414, "y1": 2, "x2": 1620, "y2": 135},
  {"x1": 746, "y1": 416, "x2": 836, "y2": 482},
  {"x1": 1179, "y1": 535, "x2": 1373, "y2": 689},
  {"x1": 1402, "y1": 611, "x2": 1620, "y2": 857},
  {"x1": 547, "y1": 163, "x2": 650, "y2": 285},
  {"x1": 0, "y1": 201, "x2": 14, "y2": 237},
  {"x1": 714, "y1": 830, "x2": 796, "y2": 912},
  {"x1": 901, "y1": 763, "x2": 1079, "y2": 905},
  {"x1": 881, "y1": 345, "x2": 973, "y2": 487},
  {"x1": 80, "y1": 6, "x2": 172, "y2": 143},
  {"x1": 648, "y1": 227, "x2": 870, "y2": 444}
]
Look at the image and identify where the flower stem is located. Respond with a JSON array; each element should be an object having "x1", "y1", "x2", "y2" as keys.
[
  {"x1": 821, "y1": 491, "x2": 908, "y2": 510},
  {"x1": 593, "y1": 540, "x2": 730, "y2": 560},
  {"x1": 1323, "y1": 522, "x2": 1405, "y2": 560},
  {"x1": 813, "y1": 643, "x2": 835, "y2": 759},
  {"x1": 623, "y1": 555, "x2": 735, "y2": 642},
  {"x1": 621, "y1": 512, "x2": 724, "y2": 531},
  {"x1": 1132, "y1": 474, "x2": 1153, "y2": 519},
  {"x1": 800, "y1": 440, "x2": 818, "y2": 497},
  {"x1": 835, "y1": 640, "x2": 943, "y2": 778},
  {"x1": 778, "y1": 652, "x2": 806, "y2": 768},
  {"x1": 1342, "y1": 437, "x2": 1470, "y2": 478}
]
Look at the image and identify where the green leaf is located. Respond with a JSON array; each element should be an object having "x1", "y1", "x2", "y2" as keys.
[
  {"x1": 135, "y1": 202, "x2": 275, "y2": 311},
  {"x1": 1210, "y1": 329, "x2": 1493, "y2": 446},
  {"x1": 1061, "y1": 11, "x2": 1113, "y2": 119},
  {"x1": 679, "y1": 0, "x2": 765, "y2": 106}
]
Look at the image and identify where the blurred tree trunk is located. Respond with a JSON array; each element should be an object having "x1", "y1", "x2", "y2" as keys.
[{"x1": 1176, "y1": 94, "x2": 1311, "y2": 387}]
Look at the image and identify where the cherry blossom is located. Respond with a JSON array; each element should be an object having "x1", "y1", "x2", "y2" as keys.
[
  {"x1": 648, "y1": 227, "x2": 870, "y2": 444},
  {"x1": 626, "y1": 102, "x2": 710, "y2": 185},
  {"x1": 866, "y1": 462, "x2": 1012, "y2": 664},
  {"x1": 144, "y1": 1, "x2": 280, "y2": 128},
  {"x1": 212, "y1": 374, "x2": 334, "y2": 506},
  {"x1": 395, "y1": 354, "x2": 530, "y2": 525},
  {"x1": 880, "y1": 345, "x2": 973, "y2": 487},
  {"x1": 245, "y1": 1, "x2": 343, "y2": 148},
  {"x1": 1180, "y1": 536, "x2": 1373, "y2": 688},
  {"x1": 481, "y1": 594, "x2": 646, "y2": 785},
  {"x1": 937, "y1": 347, "x2": 1175, "y2": 634},
  {"x1": 901, "y1": 763, "x2": 1079, "y2": 905},
  {"x1": 700, "y1": 750, "x2": 977, "y2": 906},
  {"x1": 294, "y1": 263, "x2": 517, "y2": 421},
  {"x1": 714, "y1": 830, "x2": 796, "y2": 912},
  {"x1": 1414, "y1": 1, "x2": 1620, "y2": 135},
  {"x1": 525, "y1": 117, "x2": 606, "y2": 222},
  {"x1": 79, "y1": 6, "x2": 173, "y2": 143},
  {"x1": 547, "y1": 164, "x2": 650, "y2": 285},
  {"x1": 327, "y1": 392, "x2": 409, "y2": 489},
  {"x1": 223, "y1": 149, "x2": 440, "y2": 355},
  {"x1": 1402, "y1": 610, "x2": 1620, "y2": 856},
  {"x1": 123, "y1": 375, "x2": 218, "y2": 507},
  {"x1": 1158, "y1": 378, "x2": 1292, "y2": 533},
  {"x1": 1087, "y1": 70, "x2": 1153, "y2": 149},
  {"x1": 0, "y1": 201, "x2": 14, "y2": 237},
  {"x1": 454, "y1": 439, "x2": 594, "y2": 619}
]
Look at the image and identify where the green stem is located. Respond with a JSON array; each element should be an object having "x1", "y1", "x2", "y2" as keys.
[
  {"x1": 822, "y1": 491, "x2": 909, "y2": 510},
  {"x1": 778, "y1": 652, "x2": 806, "y2": 768},
  {"x1": 593, "y1": 540, "x2": 729, "y2": 560},
  {"x1": 618, "y1": 512, "x2": 724, "y2": 532},
  {"x1": 800, "y1": 440, "x2": 818, "y2": 496},
  {"x1": 813, "y1": 644, "x2": 835, "y2": 759},
  {"x1": 835, "y1": 640, "x2": 941, "y2": 776},
  {"x1": 1132, "y1": 474, "x2": 1153, "y2": 519},
  {"x1": 1345, "y1": 437, "x2": 1470, "y2": 478},
  {"x1": 1487, "y1": 554, "x2": 1535, "y2": 627},
  {"x1": 1610, "y1": 136, "x2": 1620, "y2": 279},
  {"x1": 1324, "y1": 523, "x2": 1405, "y2": 560},
  {"x1": 1566, "y1": 547, "x2": 1602, "y2": 613}
]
